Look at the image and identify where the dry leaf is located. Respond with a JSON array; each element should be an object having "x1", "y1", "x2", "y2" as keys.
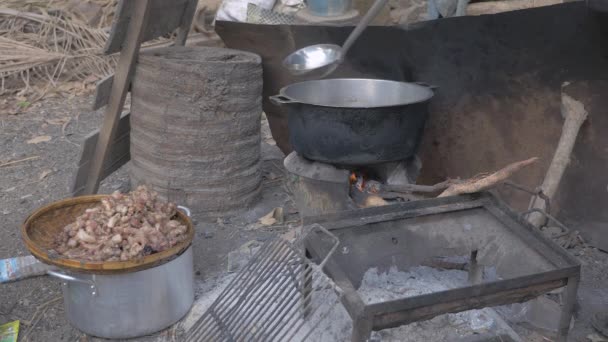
[
  {"x1": 258, "y1": 207, "x2": 285, "y2": 226},
  {"x1": 26, "y1": 135, "x2": 52, "y2": 144},
  {"x1": 259, "y1": 211, "x2": 277, "y2": 226},
  {"x1": 39, "y1": 169, "x2": 52, "y2": 180}
]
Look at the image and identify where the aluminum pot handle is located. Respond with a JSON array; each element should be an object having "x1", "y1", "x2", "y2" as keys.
[
  {"x1": 177, "y1": 205, "x2": 191, "y2": 218},
  {"x1": 413, "y1": 81, "x2": 439, "y2": 90},
  {"x1": 48, "y1": 270, "x2": 97, "y2": 296},
  {"x1": 269, "y1": 95, "x2": 297, "y2": 105}
]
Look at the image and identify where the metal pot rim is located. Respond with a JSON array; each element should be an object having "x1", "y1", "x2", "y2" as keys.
[{"x1": 276, "y1": 78, "x2": 435, "y2": 108}]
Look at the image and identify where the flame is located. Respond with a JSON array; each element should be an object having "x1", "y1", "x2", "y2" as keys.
[
  {"x1": 350, "y1": 171, "x2": 381, "y2": 194},
  {"x1": 349, "y1": 172, "x2": 357, "y2": 184},
  {"x1": 349, "y1": 171, "x2": 366, "y2": 192}
]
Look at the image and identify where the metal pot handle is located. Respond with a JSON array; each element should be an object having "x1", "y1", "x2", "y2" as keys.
[
  {"x1": 177, "y1": 205, "x2": 191, "y2": 218},
  {"x1": 269, "y1": 95, "x2": 297, "y2": 105},
  {"x1": 48, "y1": 270, "x2": 97, "y2": 296},
  {"x1": 414, "y1": 81, "x2": 439, "y2": 89}
]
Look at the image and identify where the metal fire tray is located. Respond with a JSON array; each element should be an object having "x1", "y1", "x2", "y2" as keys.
[{"x1": 303, "y1": 192, "x2": 580, "y2": 342}]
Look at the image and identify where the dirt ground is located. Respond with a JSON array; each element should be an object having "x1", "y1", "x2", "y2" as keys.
[
  {"x1": 1, "y1": 94, "x2": 607, "y2": 341},
  {"x1": 0, "y1": 94, "x2": 293, "y2": 341}
]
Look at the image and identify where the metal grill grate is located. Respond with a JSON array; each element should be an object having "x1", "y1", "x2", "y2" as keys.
[{"x1": 183, "y1": 224, "x2": 342, "y2": 342}]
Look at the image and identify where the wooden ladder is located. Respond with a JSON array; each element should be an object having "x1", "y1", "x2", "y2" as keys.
[{"x1": 72, "y1": 0, "x2": 198, "y2": 196}]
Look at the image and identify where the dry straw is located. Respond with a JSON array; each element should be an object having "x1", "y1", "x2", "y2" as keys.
[
  {"x1": 0, "y1": 0, "x2": 215, "y2": 102},
  {"x1": 0, "y1": 1, "x2": 117, "y2": 98}
]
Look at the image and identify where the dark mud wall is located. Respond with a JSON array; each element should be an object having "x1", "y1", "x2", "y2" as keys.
[{"x1": 216, "y1": 3, "x2": 608, "y2": 247}]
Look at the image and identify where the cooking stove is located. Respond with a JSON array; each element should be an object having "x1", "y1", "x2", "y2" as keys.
[
  {"x1": 284, "y1": 151, "x2": 422, "y2": 218},
  {"x1": 301, "y1": 193, "x2": 580, "y2": 342}
]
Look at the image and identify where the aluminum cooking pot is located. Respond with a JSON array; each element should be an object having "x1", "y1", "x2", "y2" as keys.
[
  {"x1": 270, "y1": 78, "x2": 435, "y2": 165},
  {"x1": 46, "y1": 206, "x2": 194, "y2": 339}
]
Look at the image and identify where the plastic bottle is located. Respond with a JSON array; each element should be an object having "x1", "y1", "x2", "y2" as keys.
[{"x1": 0, "y1": 255, "x2": 54, "y2": 283}]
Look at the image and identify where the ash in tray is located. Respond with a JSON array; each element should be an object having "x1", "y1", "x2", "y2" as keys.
[
  {"x1": 302, "y1": 266, "x2": 497, "y2": 342},
  {"x1": 359, "y1": 265, "x2": 470, "y2": 304},
  {"x1": 53, "y1": 186, "x2": 188, "y2": 262}
]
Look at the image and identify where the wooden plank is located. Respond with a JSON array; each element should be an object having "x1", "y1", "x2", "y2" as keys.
[
  {"x1": 104, "y1": 0, "x2": 190, "y2": 55},
  {"x1": 72, "y1": 113, "x2": 131, "y2": 196},
  {"x1": 85, "y1": 0, "x2": 151, "y2": 195},
  {"x1": 175, "y1": 0, "x2": 198, "y2": 46},
  {"x1": 92, "y1": 75, "x2": 114, "y2": 111},
  {"x1": 92, "y1": 44, "x2": 167, "y2": 111},
  {"x1": 79, "y1": 112, "x2": 131, "y2": 161},
  {"x1": 93, "y1": 0, "x2": 197, "y2": 110},
  {"x1": 103, "y1": 0, "x2": 131, "y2": 55}
]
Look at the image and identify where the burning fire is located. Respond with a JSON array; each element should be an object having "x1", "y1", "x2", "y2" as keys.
[
  {"x1": 349, "y1": 172, "x2": 357, "y2": 184},
  {"x1": 349, "y1": 170, "x2": 385, "y2": 208},
  {"x1": 349, "y1": 171, "x2": 378, "y2": 193}
]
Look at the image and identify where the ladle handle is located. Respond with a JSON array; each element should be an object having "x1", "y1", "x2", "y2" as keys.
[{"x1": 340, "y1": 0, "x2": 389, "y2": 59}]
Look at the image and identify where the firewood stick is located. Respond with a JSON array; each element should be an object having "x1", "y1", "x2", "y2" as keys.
[
  {"x1": 528, "y1": 90, "x2": 588, "y2": 227},
  {"x1": 382, "y1": 180, "x2": 455, "y2": 193},
  {"x1": 437, "y1": 157, "x2": 539, "y2": 197},
  {"x1": 379, "y1": 158, "x2": 536, "y2": 197}
]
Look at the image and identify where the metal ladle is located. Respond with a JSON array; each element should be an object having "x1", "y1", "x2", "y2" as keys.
[{"x1": 283, "y1": 0, "x2": 389, "y2": 77}]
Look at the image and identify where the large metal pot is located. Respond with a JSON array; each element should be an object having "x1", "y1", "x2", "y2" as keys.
[
  {"x1": 48, "y1": 247, "x2": 194, "y2": 339},
  {"x1": 270, "y1": 78, "x2": 434, "y2": 165},
  {"x1": 21, "y1": 198, "x2": 196, "y2": 340}
]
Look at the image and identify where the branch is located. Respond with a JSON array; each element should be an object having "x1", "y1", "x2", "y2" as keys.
[
  {"x1": 438, "y1": 157, "x2": 539, "y2": 197},
  {"x1": 0, "y1": 155, "x2": 39, "y2": 167},
  {"x1": 528, "y1": 90, "x2": 588, "y2": 227},
  {"x1": 381, "y1": 179, "x2": 456, "y2": 194}
]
